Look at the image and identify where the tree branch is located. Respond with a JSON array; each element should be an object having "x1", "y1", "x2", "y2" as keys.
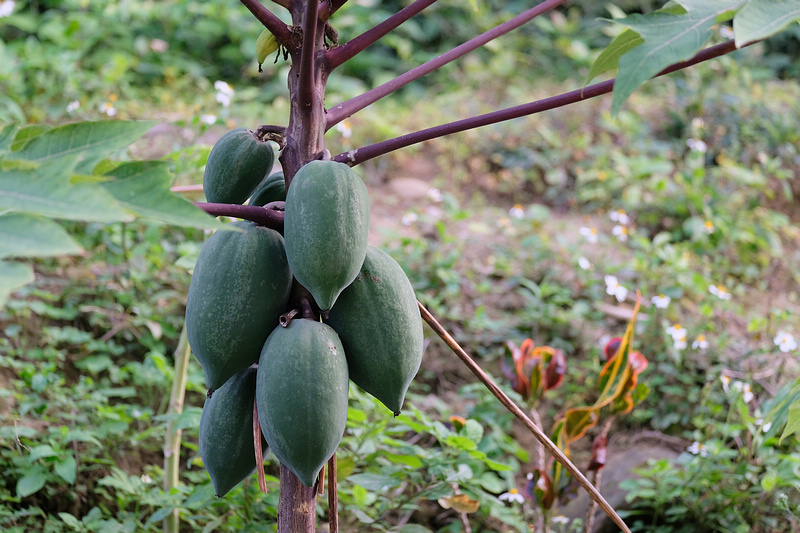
[
  {"x1": 417, "y1": 302, "x2": 632, "y2": 533},
  {"x1": 194, "y1": 202, "x2": 284, "y2": 232},
  {"x1": 241, "y1": 0, "x2": 294, "y2": 45},
  {"x1": 298, "y1": 0, "x2": 321, "y2": 107},
  {"x1": 333, "y1": 39, "x2": 742, "y2": 166},
  {"x1": 325, "y1": 0, "x2": 568, "y2": 130},
  {"x1": 326, "y1": 0, "x2": 438, "y2": 70}
]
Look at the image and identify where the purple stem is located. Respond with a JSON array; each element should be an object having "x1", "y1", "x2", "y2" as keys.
[
  {"x1": 326, "y1": 0, "x2": 438, "y2": 70},
  {"x1": 325, "y1": 0, "x2": 569, "y2": 130},
  {"x1": 333, "y1": 39, "x2": 741, "y2": 166},
  {"x1": 241, "y1": 0, "x2": 293, "y2": 45},
  {"x1": 298, "y1": 0, "x2": 321, "y2": 107},
  {"x1": 195, "y1": 202, "x2": 284, "y2": 232}
]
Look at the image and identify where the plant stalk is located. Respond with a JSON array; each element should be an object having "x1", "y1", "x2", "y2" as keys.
[
  {"x1": 333, "y1": 39, "x2": 741, "y2": 166},
  {"x1": 163, "y1": 325, "x2": 191, "y2": 533},
  {"x1": 326, "y1": 0, "x2": 438, "y2": 70},
  {"x1": 325, "y1": 0, "x2": 568, "y2": 129},
  {"x1": 194, "y1": 202, "x2": 284, "y2": 231},
  {"x1": 417, "y1": 301, "x2": 632, "y2": 533}
]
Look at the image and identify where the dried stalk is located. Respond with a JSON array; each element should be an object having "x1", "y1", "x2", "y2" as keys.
[
  {"x1": 417, "y1": 301, "x2": 631, "y2": 533},
  {"x1": 163, "y1": 326, "x2": 191, "y2": 533}
]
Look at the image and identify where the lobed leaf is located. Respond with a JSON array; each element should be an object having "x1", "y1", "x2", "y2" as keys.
[
  {"x1": 733, "y1": 0, "x2": 800, "y2": 47},
  {"x1": 609, "y1": 0, "x2": 744, "y2": 114}
]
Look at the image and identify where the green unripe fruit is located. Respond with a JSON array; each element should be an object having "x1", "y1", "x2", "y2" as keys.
[
  {"x1": 256, "y1": 319, "x2": 349, "y2": 487},
  {"x1": 326, "y1": 246, "x2": 423, "y2": 414},
  {"x1": 284, "y1": 160, "x2": 370, "y2": 311},
  {"x1": 248, "y1": 171, "x2": 286, "y2": 206},
  {"x1": 186, "y1": 220, "x2": 292, "y2": 391},
  {"x1": 204, "y1": 128, "x2": 275, "y2": 204},
  {"x1": 199, "y1": 366, "x2": 267, "y2": 497}
]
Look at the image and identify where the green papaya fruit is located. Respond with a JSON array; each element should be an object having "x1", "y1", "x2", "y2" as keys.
[
  {"x1": 325, "y1": 246, "x2": 423, "y2": 414},
  {"x1": 186, "y1": 220, "x2": 292, "y2": 391},
  {"x1": 204, "y1": 128, "x2": 275, "y2": 204},
  {"x1": 248, "y1": 171, "x2": 286, "y2": 206},
  {"x1": 256, "y1": 319, "x2": 349, "y2": 487},
  {"x1": 283, "y1": 160, "x2": 370, "y2": 311},
  {"x1": 199, "y1": 366, "x2": 267, "y2": 497}
]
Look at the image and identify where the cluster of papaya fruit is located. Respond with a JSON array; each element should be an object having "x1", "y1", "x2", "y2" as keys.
[{"x1": 186, "y1": 128, "x2": 424, "y2": 496}]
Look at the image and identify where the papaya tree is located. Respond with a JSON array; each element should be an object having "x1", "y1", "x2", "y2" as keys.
[{"x1": 2, "y1": 0, "x2": 800, "y2": 532}]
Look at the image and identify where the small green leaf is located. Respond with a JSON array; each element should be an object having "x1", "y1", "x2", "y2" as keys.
[
  {"x1": 17, "y1": 466, "x2": 48, "y2": 497},
  {"x1": 54, "y1": 455, "x2": 77, "y2": 485},
  {"x1": 734, "y1": 0, "x2": 800, "y2": 47},
  {"x1": 761, "y1": 469, "x2": 779, "y2": 492},
  {"x1": 28, "y1": 444, "x2": 59, "y2": 461},
  {"x1": 0, "y1": 213, "x2": 83, "y2": 259},
  {"x1": 779, "y1": 400, "x2": 800, "y2": 442},
  {"x1": 586, "y1": 30, "x2": 644, "y2": 84},
  {"x1": 58, "y1": 512, "x2": 83, "y2": 530},
  {"x1": 348, "y1": 473, "x2": 401, "y2": 491}
]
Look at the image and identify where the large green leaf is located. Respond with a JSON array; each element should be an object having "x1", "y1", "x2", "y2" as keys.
[
  {"x1": 13, "y1": 120, "x2": 157, "y2": 174},
  {"x1": 734, "y1": 0, "x2": 800, "y2": 47},
  {"x1": 0, "y1": 260, "x2": 34, "y2": 308},
  {"x1": 0, "y1": 157, "x2": 134, "y2": 222},
  {"x1": 101, "y1": 161, "x2": 223, "y2": 229},
  {"x1": 0, "y1": 213, "x2": 83, "y2": 259},
  {"x1": 610, "y1": 0, "x2": 744, "y2": 114}
]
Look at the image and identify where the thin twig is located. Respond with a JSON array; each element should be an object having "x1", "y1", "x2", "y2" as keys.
[
  {"x1": 528, "y1": 407, "x2": 545, "y2": 533},
  {"x1": 326, "y1": 0, "x2": 568, "y2": 129},
  {"x1": 194, "y1": 202, "x2": 284, "y2": 232},
  {"x1": 584, "y1": 419, "x2": 612, "y2": 533},
  {"x1": 326, "y1": 0, "x2": 438, "y2": 70},
  {"x1": 417, "y1": 301, "x2": 632, "y2": 533},
  {"x1": 163, "y1": 326, "x2": 191, "y2": 533},
  {"x1": 240, "y1": 0, "x2": 294, "y2": 45},
  {"x1": 298, "y1": 0, "x2": 321, "y2": 107},
  {"x1": 333, "y1": 39, "x2": 742, "y2": 166}
]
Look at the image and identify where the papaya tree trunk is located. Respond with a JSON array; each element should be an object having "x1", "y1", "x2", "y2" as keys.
[
  {"x1": 276, "y1": 1, "x2": 329, "y2": 532},
  {"x1": 278, "y1": 464, "x2": 318, "y2": 531}
]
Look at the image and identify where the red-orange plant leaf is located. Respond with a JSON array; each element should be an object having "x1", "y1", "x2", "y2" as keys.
[{"x1": 544, "y1": 348, "x2": 566, "y2": 390}]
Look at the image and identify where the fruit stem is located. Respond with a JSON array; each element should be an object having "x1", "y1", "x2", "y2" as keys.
[
  {"x1": 417, "y1": 301, "x2": 632, "y2": 533},
  {"x1": 327, "y1": 454, "x2": 339, "y2": 533}
]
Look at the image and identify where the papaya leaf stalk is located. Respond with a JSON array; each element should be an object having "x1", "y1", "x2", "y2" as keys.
[
  {"x1": 334, "y1": 39, "x2": 742, "y2": 166},
  {"x1": 326, "y1": 0, "x2": 438, "y2": 70},
  {"x1": 240, "y1": 0, "x2": 294, "y2": 46},
  {"x1": 325, "y1": 0, "x2": 569, "y2": 130}
]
